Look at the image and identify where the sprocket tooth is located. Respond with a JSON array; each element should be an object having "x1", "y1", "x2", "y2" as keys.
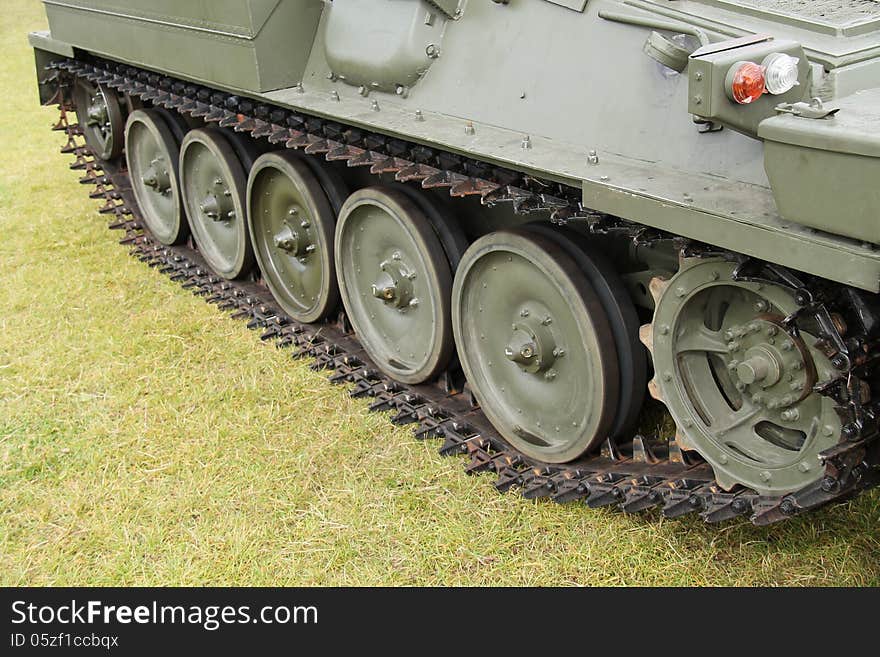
[
  {"x1": 647, "y1": 377, "x2": 662, "y2": 402},
  {"x1": 648, "y1": 276, "x2": 670, "y2": 304},
  {"x1": 638, "y1": 323, "x2": 654, "y2": 354}
]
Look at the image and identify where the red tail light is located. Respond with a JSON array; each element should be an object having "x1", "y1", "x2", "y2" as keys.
[{"x1": 728, "y1": 61, "x2": 766, "y2": 104}]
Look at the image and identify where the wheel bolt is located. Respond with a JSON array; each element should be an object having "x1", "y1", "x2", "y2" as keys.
[
  {"x1": 731, "y1": 498, "x2": 749, "y2": 514},
  {"x1": 820, "y1": 476, "x2": 837, "y2": 493},
  {"x1": 842, "y1": 423, "x2": 859, "y2": 439}
]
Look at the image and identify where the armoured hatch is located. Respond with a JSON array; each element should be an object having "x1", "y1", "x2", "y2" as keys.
[{"x1": 322, "y1": 0, "x2": 450, "y2": 95}]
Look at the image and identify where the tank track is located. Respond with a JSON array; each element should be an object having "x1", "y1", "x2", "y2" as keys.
[{"x1": 43, "y1": 55, "x2": 880, "y2": 525}]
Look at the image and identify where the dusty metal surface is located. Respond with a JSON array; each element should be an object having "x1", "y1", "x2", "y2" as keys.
[
  {"x1": 731, "y1": 0, "x2": 880, "y2": 25},
  {"x1": 42, "y1": 57, "x2": 880, "y2": 525}
]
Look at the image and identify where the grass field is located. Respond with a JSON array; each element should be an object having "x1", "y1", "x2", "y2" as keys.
[{"x1": 1, "y1": 0, "x2": 878, "y2": 587}]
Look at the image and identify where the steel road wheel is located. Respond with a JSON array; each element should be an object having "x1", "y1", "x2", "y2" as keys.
[
  {"x1": 247, "y1": 152, "x2": 340, "y2": 323},
  {"x1": 644, "y1": 259, "x2": 841, "y2": 495},
  {"x1": 74, "y1": 80, "x2": 124, "y2": 161},
  {"x1": 524, "y1": 223, "x2": 646, "y2": 439},
  {"x1": 335, "y1": 187, "x2": 455, "y2": 384},
  {"x1": 179, "y1": 128, "x2": 254, "y2": 280},
  {"x1": 452, "y1": 229, "x2": 619, "y2": 463},
  {"x1": 125, "y1": 109, "x2": 187, "y2": 245}
]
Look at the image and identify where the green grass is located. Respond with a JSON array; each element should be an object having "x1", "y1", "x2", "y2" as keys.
[{"x1": 1, "y1": 0, "x2": 879, "y2": 587}]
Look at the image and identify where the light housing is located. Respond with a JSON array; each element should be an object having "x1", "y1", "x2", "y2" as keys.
[
  {"x1": 727, "y1": 61, "x2": 765, "y2": 104},
  {"x1": 762, "y1": 52, "x2": 800, "y2": 95}
]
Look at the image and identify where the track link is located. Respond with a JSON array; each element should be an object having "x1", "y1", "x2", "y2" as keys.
[{"x1": 45, "y1": 56, "x2": 880, "y2": 525}]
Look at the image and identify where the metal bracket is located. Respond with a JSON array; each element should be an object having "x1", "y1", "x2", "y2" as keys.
[{"x1": 774, "y1": 97, "x2": 840, "y2": 120}]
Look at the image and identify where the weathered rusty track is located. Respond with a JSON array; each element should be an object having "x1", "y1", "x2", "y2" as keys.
[{"x1": 45, "y1": 55, "x2": 880, "y2": 525}]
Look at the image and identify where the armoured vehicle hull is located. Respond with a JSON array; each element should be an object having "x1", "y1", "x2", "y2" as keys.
[{"x1": 30, "y1": 0, "x2": 880, "y2": 523}]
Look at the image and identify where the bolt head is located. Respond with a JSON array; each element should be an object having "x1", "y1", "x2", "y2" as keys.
[{"x1": 842, "y1": 423, "x2": 859, "y2": 439}]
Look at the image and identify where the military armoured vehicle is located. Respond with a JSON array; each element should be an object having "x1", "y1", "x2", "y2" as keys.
[{"x1": 30, "y1": 0, "x2": 880, "y2": 524}]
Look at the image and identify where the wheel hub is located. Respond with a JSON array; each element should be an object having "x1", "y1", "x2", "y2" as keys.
[
  {"x1": 199, "y1": 178, "x2": 234, "y2": 222},
  {"x1": 87, "y1": 98, "x2": 109, "y2": 128},
  {"x1": 724, "y1": 316, "x2": 813, "y2": 413},
  {"x1": 370, "y1": 253, "x2": 416, "y2": 309},
  {"x1": 273, "y1": 207, "x2": 315, "y2": 259},
  {"x1": 504, "y1": 308, "x2": 558, "y2": 375},
  {"x1": 140, "y1": 157, "x2": 171, "y2": 195}
]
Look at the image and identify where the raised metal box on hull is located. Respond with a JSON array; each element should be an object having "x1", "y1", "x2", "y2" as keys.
[{"x1": 42, "y1": 0, "x2": 323, "y2": 92}]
